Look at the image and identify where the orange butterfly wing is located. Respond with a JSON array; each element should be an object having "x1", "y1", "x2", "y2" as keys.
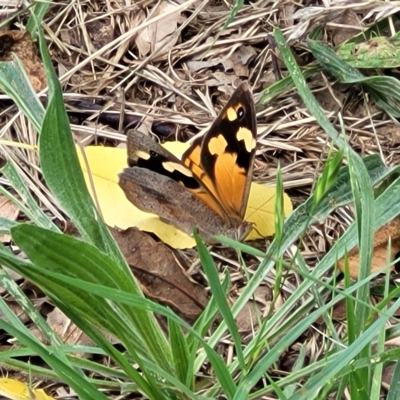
[{"x1": 182, "y1": 83, "x2": 257, "y2": 225}]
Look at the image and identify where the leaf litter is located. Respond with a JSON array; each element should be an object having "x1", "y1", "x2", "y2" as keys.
[{"x1": 1, "y1": 0, "x2": 400, "y2": 397}]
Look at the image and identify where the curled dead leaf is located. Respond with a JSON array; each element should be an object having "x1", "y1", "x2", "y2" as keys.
[
  {"x1": 338, "y1": 216, "x2": 400, "y2": 278},
  {"x1": 111, "y1": 227, "x2": 208, "y2": 322},
  {"x1": 0, "y1": 30, "x2": 46, "y2": 92},
  {"x1": 0, "y1": 194, "x2": 20, "y2": 242},
  {"x1": 135, "y1": 2, "x2": 183, "y2": 57},
  {"x1": 47, "y1": 308, "x2": 95, "y2": 347}
]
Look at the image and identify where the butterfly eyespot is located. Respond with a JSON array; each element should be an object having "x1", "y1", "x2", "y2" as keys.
[{"x1": 237, "y1": 106, "x2": 245, "y2": 119}]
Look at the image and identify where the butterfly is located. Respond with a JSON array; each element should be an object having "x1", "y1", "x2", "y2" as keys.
[{"x1": 118, "y1": 83, "x2": 257, "y2": 241}]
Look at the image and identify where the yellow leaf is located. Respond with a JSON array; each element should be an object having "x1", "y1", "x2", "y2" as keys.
[
  {"x1": 0, "y1": 378, "x2": 55, "y2": 400},
  {"x1": 245, "y1": 182, "x2": 292, "y2": 240},
  {"x1": 76, "y1": 145, "x2": 195, "y2": 248},
  {"x1": 77, "y1": 141, "x2": 292, "y2": 248}
]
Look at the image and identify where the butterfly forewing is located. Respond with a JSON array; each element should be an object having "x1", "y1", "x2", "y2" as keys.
[
  {"x1": 125, "y1": 130, "x2": 224, "y2": 218},
  {"x1": 182, "y1": 83, "x2": 256, "y2": 223}
]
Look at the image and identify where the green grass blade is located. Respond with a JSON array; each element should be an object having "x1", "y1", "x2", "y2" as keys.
[
  {"x1": 290, "y1": 297, "x2": 400, "y2": 399},
  {"x1": 274, "y1": 29, "x2": 347, "y2": 149},
  {"x1": 370, "y1": 274, "x2": 390, "y2": 400},
  {"x1": 0, "y1": 217, "x2": 18, "y2": 232},
  {"x1": 221, "y1": 0, "x2": 243, "y2": 31},
  {"x1": 387, "y1": 359, "x2": 400, "y2": 400},
  {"x1": 26, "y1": 1, "x2": 51, "y2": 33},
  {"x1": 313, "y1": 146, "x2": 344, "y2": 206},
  {"x1": 258, "y1": 65, "x2": 319, "y2": 105},
  {"x1": 10, "y1": 223, "x2": 174, "y2": 372},
  {"x1": 168, "y1": 319, "x2": 192, "y2": 388},
  {"x1": 195, "y1": 234, "x2": 240, "y2": 398},
  {"x1": 0, "y1": 240, "x2": 237, "y2": 398},
  {"x1": 347, "y1": 147, "x2": 375, "y2": 391},
  {"x1": 308, "y1": 38, "x2": 364, "y2": 82},
  {"x1": 0, "y1": 247, "x2": 169, "y2": 397},
  {"x1": 0, "y1": 57, "x2": 44, "y2": 130},
  {"x1": 1, "y1": 161, "x2": 57, "y2": 231},
  {"x1": 234, "y1": 302, "x2": 334, "y2": 399},
  {"x1": 0, "y1": 264, "x2": 60, "y2": 346},
  {"x1": 0, "y1": 320, "x2": 109, "y2": 400}
]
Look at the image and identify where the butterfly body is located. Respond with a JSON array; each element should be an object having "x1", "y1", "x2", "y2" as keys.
[{"x1": 119, "y1": 83, "x2": 256, "y2": 241}]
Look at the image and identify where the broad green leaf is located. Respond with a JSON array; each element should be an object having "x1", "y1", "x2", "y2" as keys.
[{"x1": 337, "y1": 36, "x2": 400, "y2": 69}]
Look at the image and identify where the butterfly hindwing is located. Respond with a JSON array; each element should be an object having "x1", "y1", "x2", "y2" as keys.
[{"x1": 119, "y1": 167, "x2": 235, "y2": 240}]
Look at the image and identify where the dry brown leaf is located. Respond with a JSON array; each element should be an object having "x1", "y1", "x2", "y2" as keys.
[
  {"x1": 187, "y1": 46, "x2": 255, "y2": 76},
  {"x1": 47, "y1": 308, "x2": 94, "y2": 347},
  {"x1": 0, "y1": 30, "x2": 46, "y2": 92},
  {"x1": 235, "y1": 286, "x2": 273, "y2": 332},
  {"x1": 86, "y1": 19, "x2": 115, "y2": 50},
  {"x1": 0, "y1": 195, "x2": 19, "y2": 243},
  {"x1": 204, "y1": 72, "x2": 237, "y2": 87},
  {"x1": 338, "y1": 216, "x2": 400, "y2": 278},
  {"x1": 135, "y1": 2, "x2": 183, "y2": 57},
  {"x1": 0, "y1": 300, "x2": 28, "y2": 323},
  {"x1": 235, "y1": 302, "x2": 262, "y2": 332},
  {"x1": 60, "y1": 18, "x2": 114, "y2": 52},
  {"x1": 46, "y1": 307, "x2": 119, "y2": 348},
  {"x1": 187, "y1": 58, "x2": 222, "y2": 72},
  {"x1": 315, "y1": 298, "x2": 347, "y2": 324},
  {"x1": 112, "y1": 227, "x2": 208, "y2": 322},
  {"x1": 253, "y1": 285, "x2": 273, "y2": 305},
  {"x1": 327, "y1": 10, "x2": 362, "y2": 46}
]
